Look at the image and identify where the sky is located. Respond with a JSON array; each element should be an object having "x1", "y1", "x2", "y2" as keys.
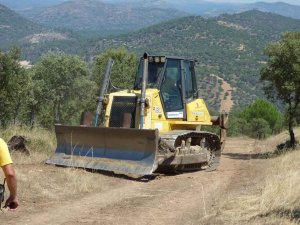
[
  {"x1": 108, "y1": 0, "x2": 300, "y2": 6},
  {"x1": 207, "y1": 0, "x2": 300, "y2": 5},
  {"x1": 105, "y1": 0, "x2": 300, "y2": 5}
]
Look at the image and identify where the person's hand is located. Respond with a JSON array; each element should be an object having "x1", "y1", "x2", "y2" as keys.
[{"x1": 4, "y1": 195, "x2": 19, "y2": 211}]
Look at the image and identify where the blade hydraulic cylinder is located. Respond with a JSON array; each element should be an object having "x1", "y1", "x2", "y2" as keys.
[{"x1": 139, "y1": 53, "x2": 148, "y2": 129}]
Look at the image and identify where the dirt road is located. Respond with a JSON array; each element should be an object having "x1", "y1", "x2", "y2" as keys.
[{"x1": 2, "y1": 138, "x2": 264, "y2": 225}]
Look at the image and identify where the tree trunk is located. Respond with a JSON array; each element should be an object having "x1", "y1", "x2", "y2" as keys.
[
  {"x1": 54, "y1": 101, "x2": 61, "y2": 124},
  {"x1": 29, "y1": 108, "x2": 35, "y2": 129},
  {"x1": 288, "y1": 101, "x2": 296, "y2": 148},
  {"x1": 13, "y1": 101, "x2": 21, "y2": 125},
  {"x1": 288, "y1": 122, "x2": 295, "y2": 148}
]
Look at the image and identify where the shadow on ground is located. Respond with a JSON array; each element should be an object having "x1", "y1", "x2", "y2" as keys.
[
  {"x1": 222, "y1": 152, "x2": 266, "y2": 160},
  {"x1": 257, "y1": 208, "x2": 300, "y2": 221}
]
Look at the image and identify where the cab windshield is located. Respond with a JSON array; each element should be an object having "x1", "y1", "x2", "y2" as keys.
[{"x1": 134, "y1": 59, "x2": 165, "y2": 89}]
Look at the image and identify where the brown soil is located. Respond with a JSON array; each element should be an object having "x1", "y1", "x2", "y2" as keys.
[{"x1": 1, "y1": 137, "x2": 267, "y2": 225}]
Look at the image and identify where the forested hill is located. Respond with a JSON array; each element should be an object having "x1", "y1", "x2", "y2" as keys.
[
  {"x1": 20, "y1": 0, "x2": 189, "y2": 37},
  {"x1": 14, "y1": 10, "x2": 300, "y2": 110},
  {"x1": 81, "y1": 10, "x2": 300, "y2": 109},
  {"x1": 0, "y1": 3, "x2": 73, "y2": 50},
  {"x1": 0, "y1": 4, "x2": 43, "y2": 47}
]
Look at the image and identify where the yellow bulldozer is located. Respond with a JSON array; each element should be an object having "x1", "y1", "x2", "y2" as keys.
[{"x1": 47, "y1": 53, "x2": 228, "y2": 175}]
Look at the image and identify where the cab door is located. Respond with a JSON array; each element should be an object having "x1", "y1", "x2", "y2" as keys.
[
  {"x1": 182, "y1": 60, "x2": 197, "y2": 104},
  {"x1": 160, "y1": 59, "x2": 185, "y2": 119}
]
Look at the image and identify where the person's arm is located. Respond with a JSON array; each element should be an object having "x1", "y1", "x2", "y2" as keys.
[{"x1": 2, "y1": 164, "x2": 19, "y2": 210}]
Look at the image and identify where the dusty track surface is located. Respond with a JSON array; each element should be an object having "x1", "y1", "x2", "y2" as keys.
[
  {"x1": 2, "y1": 138, "x2": 264, "y2": 225},
  {"x1": 220, "y1": 78, "x2": 234, "y2": 113}
]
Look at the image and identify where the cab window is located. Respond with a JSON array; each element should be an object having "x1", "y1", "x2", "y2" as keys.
[
  {"x1": 134, "y1": 60, "x2": 164, "y2": 89},
  {"x1": 184, "y1": 61, "x2": 194, "y2": 100},
  {"x1": 160, "y1": 59, "x2": 184, "y2": 118}
]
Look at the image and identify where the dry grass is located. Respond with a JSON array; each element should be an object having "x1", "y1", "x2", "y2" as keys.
[
  {"x1": 259, "y1": 146, "x2": 300, "y2": 221},
  {"x1": 245, "y1": 129, "x2": 299, "y2": 224},
  {"x1": 259, "y1": 129, "x2": 300, "y2": 220},
  {"x1": 253, "y1": 129, "x2": 300, "y2": 154},
  {"x1": 204, "y1": 128, "x2": 300, "y2": 225},
  {"x1": 0, "y1": 125, "x2": 109, "y2": 205},
  {"x1": 227, "y1": 148, "x2": 300, "y2": 224},
  {"x1": 0, "y1": 125, "x2": 56, "y2": 164},
  {"x1": 16, "y1": 166, "x2": 106, "y2": 203}
]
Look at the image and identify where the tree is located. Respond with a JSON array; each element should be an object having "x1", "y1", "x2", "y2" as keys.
[
  {"x1": 249, "y1": 118, "x2": 271, "y2": 140},
  {"x1": 240, "y1": 99, "x2": 283, "y2": 134},
  {"x1": 228, "y1": 100, "x2": 282, "y2": 139},
  {"x1": 32, "y1": 53, "x2": 97, "y2": 127},
  {"x1": 260, "y1": 32, "x2": 300, "y2": 147},
  {"x1": 93, "y1": 48, "x2": 138, "y2": 91},
  {"x1": 0, "y1": 48, "x2": 31, "y2": 127},
  {"x1": 228, "y1": 116, "x2": 250, "y2": 137}
]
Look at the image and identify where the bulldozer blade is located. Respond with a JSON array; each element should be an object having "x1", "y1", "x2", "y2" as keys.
[{"x1": 46, "y1": 125, "x2": 159, "y2": 175}]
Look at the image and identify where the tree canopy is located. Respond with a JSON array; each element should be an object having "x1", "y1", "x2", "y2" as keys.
[
  {"x1": 32, "y1": 53, "x2": 97, "y2": 127},
  {"x1": 0, "y1": 48, "x2": 31, "y2": 127},
  {"x1": 228, "y1": 99, "x2": 283, "y2": 139},
  {"x1": 0, "y1": 47, "x2": 140, "y2": 129},
  {"x1": 240, "y1": 99, "x2": 283, "y2": 134},
  {"x1": 93, "y1": 48, "x2": 138, "y2": 91},
  {"x1": 260, "y1": 32, "x2": 300, "y2": 146}
]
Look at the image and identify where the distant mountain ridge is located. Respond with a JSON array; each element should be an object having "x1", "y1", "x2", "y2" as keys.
[
  {"x1": 20, "y1": 0, "x2": 189, "y2": 37},
  {"x1": 17, "y1": 10, "x2": 300, "y2": 110},
  {"x1": 1, "y1": 4, "x2": 300, "y2": 110},
  {"x1": 10, "y1": 0, "x2": 300, "y2": 38},
  {"x1": 82, "y1": 10, "x2": 299, "y2": 109},
  {"x1": 0, "y1": 4, "x2": 43, "y2": 47},
  {"x1": 1, "y1": 0, "x2": 300, "y2": 38},
  {"x1": 0, "y1": 0, "x2": 67, "y2": 10},
  {"x1": 0, "y1": 4, "x2": 71, "y2": 50},
  {"x1": 2, "y1": 0, "x2": 300, "y2": 19},
  {"x1": 235, "y1": 2, "x2": 300, "y2": 19}
]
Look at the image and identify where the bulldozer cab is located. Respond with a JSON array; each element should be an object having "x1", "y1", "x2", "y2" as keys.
[{"x1": 134, "y1": 56, "x2": 198, "y2": 119}]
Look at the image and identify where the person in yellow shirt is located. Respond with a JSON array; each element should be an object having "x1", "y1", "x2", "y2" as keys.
[{"x1": 0, "y1": 138, "x2": 19, "y2": 210}]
